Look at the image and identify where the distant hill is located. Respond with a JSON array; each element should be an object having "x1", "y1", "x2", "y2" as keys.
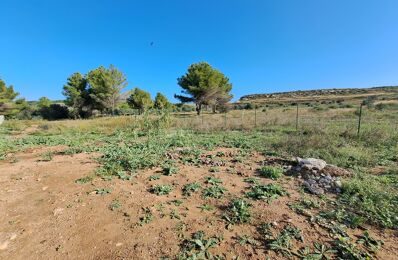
[{"x1": 239, "y1": 86, "x2": 398, "y2": 104}]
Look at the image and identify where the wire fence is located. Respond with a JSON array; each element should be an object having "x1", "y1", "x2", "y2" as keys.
[{"x1": 165, "y1": 105, "x2": 398, "y2": 135}]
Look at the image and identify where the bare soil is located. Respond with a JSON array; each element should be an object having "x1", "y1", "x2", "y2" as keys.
[{"x1": 0, "y1": 147, "x2": 397, "y2": 259}]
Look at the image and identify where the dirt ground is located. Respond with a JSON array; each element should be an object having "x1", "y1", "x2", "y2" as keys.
[{"x1": 0, "y1": 146, "x2": 397, "y2": 260}]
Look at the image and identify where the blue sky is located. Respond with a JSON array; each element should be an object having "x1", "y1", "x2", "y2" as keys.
[{"x1": 1, "y1": 0, "x2": 398, "y2": 101}]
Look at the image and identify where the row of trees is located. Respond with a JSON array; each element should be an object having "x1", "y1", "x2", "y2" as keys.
[{"x1": 1, "y1": 62, "x2": 233, "y2": 120}]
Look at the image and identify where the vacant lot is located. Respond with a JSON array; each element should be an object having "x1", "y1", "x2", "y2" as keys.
[{"x1": 0, "y1": 107, "x2": 397, "y2": 259}]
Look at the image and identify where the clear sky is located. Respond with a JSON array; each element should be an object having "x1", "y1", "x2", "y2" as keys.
[{"x1": 1, "y1": 0, "x2": 398, "y2": 101}]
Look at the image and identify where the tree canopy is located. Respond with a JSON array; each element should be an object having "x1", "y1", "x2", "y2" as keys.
[
  {"x1": 175, "y1": 62, "x2": 233, "y2": 114},
  {"x1": 154, "y1": 92, "x2": 171, "y2": 110},
  {"x1": 63, "y1": 65, "x2": 127, "y2": 118},
  {"x1": 127, "y1": 88, "x2": 153, "y2": 113},
  {"x1": 63, "y1": 72, "x2": 87, "y2": 118},
  {"x1": 0, "y1": 78, "x2": 20, "y2": 116},
  {"x1": 87, "y1": 65, "x2": 127, "y2": 114}
]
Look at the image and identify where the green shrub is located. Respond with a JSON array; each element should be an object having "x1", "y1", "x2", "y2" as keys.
[
  {"x1": 259, "y1": 166, "x2": 283, "y2": 180},
  {"x1": 246, "y1": 184, "x2": 287, "y2": 203},
  {"x1": 224, "y1": 199, "x2": 252, "y2": 224},
  {"x1": 151, "y1": 184, "x2": 173, "y2": 195}
]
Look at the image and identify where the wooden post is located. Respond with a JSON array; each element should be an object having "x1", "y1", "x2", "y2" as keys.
[
  {"x1": 357, "y1": 103, "x2": 363, "y2": 136},
  {"x1": 295, "y1": 103, "x2": 299, "y2": 130}
]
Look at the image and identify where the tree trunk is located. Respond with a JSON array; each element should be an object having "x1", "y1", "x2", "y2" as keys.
[{"x1": 196, "y1": 103, "x2": 202, "y2": 115}]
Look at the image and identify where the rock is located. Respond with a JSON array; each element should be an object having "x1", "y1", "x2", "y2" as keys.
[
  {"x1": 334, "y1": 180, "x2": 342, "y2": 188},
  {"x1": 0, "y1": 241, "x2": 9, "y2": 250},
  {"x1": 304, "y1": 181, "x2": 325, "y2": 195},
  {"x1": 297, "y1": 158, "x2": 327, "y2": 171},
  {"x1": 53, "y1": 208, "x2": 64, "y2": 216}
]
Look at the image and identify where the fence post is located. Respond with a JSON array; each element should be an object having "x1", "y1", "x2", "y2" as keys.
[
  {"x1": 357, "y1": 103, "x2": 363, "y2": 136},
  {"x1": 295, "y1": 103, "x2": 299, "y2": 130},
  {"x1": 254, "y1": 106, "x2": 257, "y2": 128},
  {"x1": 224, "y1": 112, "x2": 227, "y2": 129},
  {"x1": 241, "y1": 109, "x2": 244, "y2": 129}
]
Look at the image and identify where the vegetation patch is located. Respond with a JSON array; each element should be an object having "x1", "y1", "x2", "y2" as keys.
[{"x1": 246, "y1": 183, "x2": 288, "y2": 203}]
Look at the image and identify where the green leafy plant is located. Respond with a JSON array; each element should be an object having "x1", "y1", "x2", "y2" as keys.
[
  {"x1": 178, "y1": 231, "x2": 221, "y2": 259},
  {"x1": 162, "y1": 163, "x2": 179, "y2": 176},
  {"x1": 205, "y1": 176, "x2": 223, "y2": 185},
  {"x1": 357, "y1": 230, "x2": 383, "y2": 253},
  {"x1": 41, "y1": 151, "x2": 53, "y2": 161},
  {"x1": 243, "y1": 177, "x2": 260, "y2": 184},
  {"x1": 268, "y1": 226, "x2": 303, "y2": 258},
  {"x1": 334, "y1": 236, "x2": 371, "y2": 260},
  {"x1": 223, "y1": 199, "x2": 252, "y2": 225},
  {"x1": 109, "y1": 199, "x2": 122, "y2": 211},
  {"x1": 138, "y1": 207, "x2": 154, "y2": 226},
  {"x1": 75, "y1": 176, "x2": 93, "y2": 184},
  {"x1": 151, "y1": 184, "x2": 173, "y2": 195},
  {"x1": 95, "y1": 188, "x2": 112, "y2": 195},
  {"x1": 237, "y1": 235, "x2": 259, "y2": 246},
  {"x1": 198, "y1": 204, "x2": 215, "y2": 212},
  {"x1": 148, "y1": 175, "x2": 160, "y2": 181},
  {"x1": 246, "y1": 184, "x2": 288, "y2": 203},
  {"x1": 202, "y1": 185, "x2": 227, "y2": 199},
  {"x1": 258, "y1": 165, "x2": 283, "y2": 180},
  {"x1": 182, "y1": 182, "x2": 201, "y2": 196}
]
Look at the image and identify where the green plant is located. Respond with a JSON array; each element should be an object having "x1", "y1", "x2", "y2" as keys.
[
  {"x1": 41, "y1": 151, "x2": 53, "y2": 161},
  {"x1": 198, "y1": 204, "x2": 215, "y2": 212},
  {"x1": 258, "y1": 165, "x2": 283, "y2": 180},
  {"x1": 299, "y1": 242, "x2": 336, "y2": 260},
  {"x1": 139, "y1": 207, "x2": 153, "y2": 226},
  {"x1": 237, "y1": 235, "x2": 259, "y2": 246},
  {"x1": 202, "y1": 185, "x2": 227, "y2": 199},
  {"x1": 151, "y1": 184, "x2": 173, "y2": 195},
  {"x1": 209, "y1": 166, "x2": 220, "y2": 173},
  {"x1": 357, "y1": 230, "x2": 383, "y2": 253},
  {"x1": 162, "y1": 163, "x2": 179, "y2": 176},
  {"x1": 178, "y1": 231, "x2": 221, "y2": 259},
  {"x1": 182, "y1": 182, "x2": 201, "y2": 196},
  {"x1": 95, "y1": 188, "x2": 112, "y2": 195},
  {"x1": 243, "y1": 177, "x2": 260, "y2": 184},
  {"x1": 109, "y1": 199, "x2": 122, "y2": 211},
  {"x1": 333, "y1": 236, "x2": 371, "y2": 260},
  {"x1": 246, "y1": 184, "x2": 288, "y2": 203},
  {"x1": 205, "y1": 176, "x2": 222, "y2": 185},
  {"x1": 170, "y1": 199, "x2": 183, "y2": 206},
  {"x1": 148, "y1": 175, "x2": 160, "y2": 181},
  {"x1": 268, "y1": 226, "x2": 303, "y2": 258},
  {"x1": 170, "y1": 209, "x2": 181, "y2": 220},
  {"x1": 338, "y1": 174, "x2": 398, "y2": 228},
  {"x1": 75, "y1": 176, "x2": 93, "y2": 184},
  {"x1": 223, "y1": 199, "x2": 252, "y2": 225}
]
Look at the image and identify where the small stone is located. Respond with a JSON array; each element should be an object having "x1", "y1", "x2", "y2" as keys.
[
  {"x1": 42, "y1": 186, "x2": 48, "y2": 191},
  {"x1": 334, "y1": 180, "x2": 342, "y2": 188},
  {"x1": 53, "y1": 208, "x2": 64, "y2": 216},
  {"x1": 0, "y1": 241, "x2": 9, "y2": 250},
  {"x1": 116, "y1": 242, "x2": 123, "y2": 247}
]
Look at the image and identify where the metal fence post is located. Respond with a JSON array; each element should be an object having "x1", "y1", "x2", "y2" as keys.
[
  {"x1": 295, "y1": 103, "x2": 299, "y2": 130},
  {"x1": 254, "y1": 106, "x2": 257, "y2": 128},
  {"x1": 357, "y1": 103, "x2": 363, "y2": 136}
]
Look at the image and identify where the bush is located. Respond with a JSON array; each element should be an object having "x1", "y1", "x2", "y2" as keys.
[
  {"x1": 40, "y1": 104, "x2": 69, "y2": 120},
  {"x1": 259, "y1": 166, "x2": 283, "y2": 180}
]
